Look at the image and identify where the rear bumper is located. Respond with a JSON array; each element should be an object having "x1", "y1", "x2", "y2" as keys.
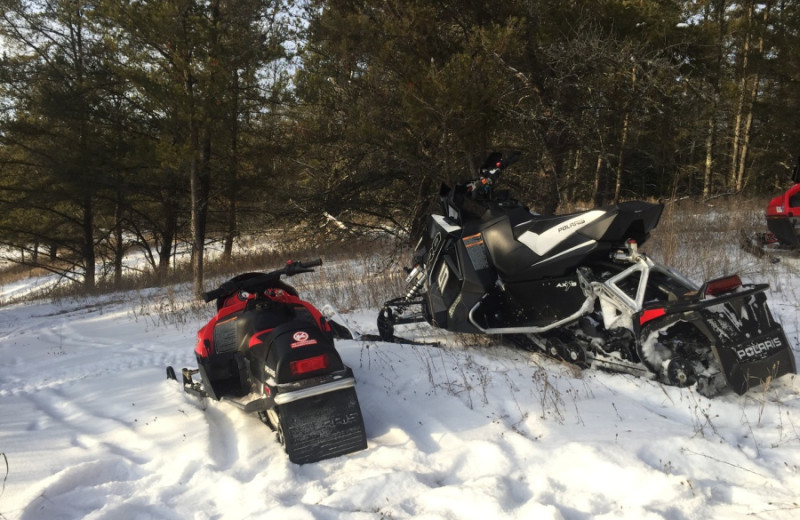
[{"x1": 274, "y1": 376, "x2": 357, "y2": 405}]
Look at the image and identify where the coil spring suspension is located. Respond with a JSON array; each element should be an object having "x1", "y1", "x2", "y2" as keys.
[{"x1": 404, "y1": 266, "x2": 425, "y2": 301}]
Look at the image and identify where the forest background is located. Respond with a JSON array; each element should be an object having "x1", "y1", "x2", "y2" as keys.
[{"x1": 2, "y1": 0, "x2": 799, "y2": 294}]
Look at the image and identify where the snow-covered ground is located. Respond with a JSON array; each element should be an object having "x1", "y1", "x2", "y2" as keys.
[{"x1": 1, "y1": 257, "x2": 799, "y2": 520}]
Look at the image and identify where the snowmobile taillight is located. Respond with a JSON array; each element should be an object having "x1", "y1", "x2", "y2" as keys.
[
  {"x1": 639, "y1": 308, "x2": 666, "y2": 325},
  {"x1": 704, "y1": 274, "x2": 742, "y2": 296},
  {"x1": 290, "y1": 354, "x2": 330, "y2": 376}
]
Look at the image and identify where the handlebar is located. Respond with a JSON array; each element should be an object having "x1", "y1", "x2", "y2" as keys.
[
  {"x1": 467, "y1": 151, "x2": 521, "y2": 199},
  {"x1": 478, "y1": 151, "x2": 521, "y2": 178},
  {"x1": 201, "y1": 258, "x2": 323, "y2": 302}
]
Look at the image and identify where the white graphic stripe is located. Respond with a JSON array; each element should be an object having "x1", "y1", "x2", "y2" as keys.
[{"x1": 516, "y1": 210, "x2": 606, "y2": 256}]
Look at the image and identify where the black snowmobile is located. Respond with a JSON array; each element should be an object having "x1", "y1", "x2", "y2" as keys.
[
  {"x1": 379, "y1": 152, "x2": 796, "y2": 396},
  {"x1": 167, "y1": 259, "x2": 367, "y2": 464}
]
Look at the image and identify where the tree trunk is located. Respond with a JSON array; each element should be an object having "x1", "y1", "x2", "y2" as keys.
[
  {"x1": 537, "y1": 147, "x2": 560, "y2": 215},
  {"x1": 189, "y1": 130, "x2": 207, "y2": 297},
  {"x1": 223, "y1": 70, "x2": 240, "y2": 262},
  {"x1": 113, "y1": 198, "x2": 124, "y2": 289},
  {"x1": 703, "y1": 110, "x2": 715, "y2": 199},
  {"x1": 730, "y1": 0, "x2": 754, "y2": 190},
  {"x1": 703, "y1": 0, "x2": 727, "y2": 199},
  {"x1": 735, "y1": 1, "x2": 770, "y2": 191},
  {"x1": 614, "y1": 66, "x2": 636, "y2": 204},
  {"x1": 188, "y1": 66, "x2": 205, "y2": 297},
  {"x1": 614, "y1": 111, "x2": 630, "y2": 204},
  {"x1": 82, "y1": 196, "x2": 95, "y2": 292},
  {"x1": 592, "y1": 154, "x2": 605, "y2": 206}
]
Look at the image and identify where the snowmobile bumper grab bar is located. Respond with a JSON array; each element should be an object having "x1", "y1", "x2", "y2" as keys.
[{"x1": 274, "y1": 376, "x2": 357, "y2": 406}]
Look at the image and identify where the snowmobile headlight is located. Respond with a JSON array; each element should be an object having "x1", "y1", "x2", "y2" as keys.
[{"x1": 777, "y1": 205, "x2": 785, "y2": 213}]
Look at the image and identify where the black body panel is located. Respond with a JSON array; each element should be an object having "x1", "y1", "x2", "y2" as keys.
[
  {"x1": 261, "y1": 320, "x2": 345, "y2": 383},
  {"x1": 469, "y1": 275, "x2": 587, "y2": 329},
  {"x1": 480, "y1": 201, "x2": 662, "y2": 282},
  {"x1": 197, "y1": 351, "x2": 249, "y2": 400},
  {"x1": 766, "y1": 216, "x2": 800, "y2": 247}
]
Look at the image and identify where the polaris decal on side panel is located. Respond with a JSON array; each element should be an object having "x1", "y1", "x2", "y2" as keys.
[
  {"x1": 426, "y1": 232, "x2": 443, "y2": 267},
  {"x1": 735, "y1": 336, "x2": 784, "y2": 362},
  {"x1": 437, "y1": 262, "x2": 450, "y2": 292},
  {"x1": 517, "y1": 210, "x2": 606, "y2": 256}
]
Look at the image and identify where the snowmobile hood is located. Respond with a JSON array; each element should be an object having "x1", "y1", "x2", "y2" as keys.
[
  {"x1": 766, "y1": 183, "x2": 800, "y2": 217},
  {"x1": 767, "y1": 194, "x2": 786, "y2": 217}
]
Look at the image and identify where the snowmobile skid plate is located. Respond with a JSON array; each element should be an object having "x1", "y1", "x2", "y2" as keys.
[{"x1": 279, "y1": 386, "x2": 367, "y2": 464}]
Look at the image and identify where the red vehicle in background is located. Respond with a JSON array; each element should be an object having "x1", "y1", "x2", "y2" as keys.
[
  {"x1": 766, "y1": 182, "x2": 800, "y2": 248},
  {"x1": 167, "y1": 259, "x2": 367, "y2": 464}
]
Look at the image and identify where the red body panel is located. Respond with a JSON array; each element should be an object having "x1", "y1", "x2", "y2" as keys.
[
  {"x1": 194, "y1": 288, "x2": 331, "y2": 358},
  {"x1": 766, "y1": 183, "x2": 800, "y2": 218}
]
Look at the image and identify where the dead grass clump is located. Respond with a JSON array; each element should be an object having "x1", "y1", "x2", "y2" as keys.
[{"x1": 643, "y1": 196, "x2": 765, "y2": 282}]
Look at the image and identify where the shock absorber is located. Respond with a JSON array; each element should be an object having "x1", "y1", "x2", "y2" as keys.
[{"x1": 404, "y1": 265, "x2": 426, "y2": 301}]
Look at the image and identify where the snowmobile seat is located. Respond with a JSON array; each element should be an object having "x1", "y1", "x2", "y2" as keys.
[{"x1": 579, "y1": 201, "x2": 662, "y2": 244}]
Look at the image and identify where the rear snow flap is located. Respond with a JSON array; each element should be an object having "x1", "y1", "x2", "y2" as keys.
[
  {"x1": 714, "y1": 328, "x2": 796, "y2": 395},
  {"x1": 689, "y1": 288, "x2": 795, "y2": 394},
  {"x1": 280, "y1": 386, "x2": 367, "y2": 464},
  {"x1": 638, "y1": 284, "x2": 797, "y2": 395}
]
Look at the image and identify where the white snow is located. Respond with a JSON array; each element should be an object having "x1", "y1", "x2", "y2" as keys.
[{"x1": 1, "y1": 260, "x2": 799, "y2": 520}]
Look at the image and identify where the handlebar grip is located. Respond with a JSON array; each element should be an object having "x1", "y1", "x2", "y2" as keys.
[
  {"x1": 201, "y1": 288, "x2": 221, "y2": 303},
  {"x1": 301, "y1": 258, "x2": 323, "y2": 268},
  {"x1": 201, "y1": 280, "x2": 235, "y2": 303}
]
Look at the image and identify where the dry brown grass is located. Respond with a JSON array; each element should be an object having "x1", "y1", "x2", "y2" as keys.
[
  {"x1": 0, "y1": 194, "x2": 779, "y2": 308},
  {"x1": 645, "y1": 196, "x2": 766, "y2": 282}
]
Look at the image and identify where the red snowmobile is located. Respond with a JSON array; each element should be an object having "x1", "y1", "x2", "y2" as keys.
[
  {"x1": 167, "y1": 259, "x2": 367, "y2": 464},
  {"x1": 748, "y1": 157, "x2": 800, "y2": 252},
  {"x1": 765, "y1": 182, "x2": 800, "y2": 249}
]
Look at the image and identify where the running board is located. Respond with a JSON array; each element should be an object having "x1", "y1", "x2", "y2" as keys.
[
  {"x1": 468, "y1": 295, "x2": 597, "y2": 335},
  {"x1": 222, "y1": 393, "x2": 275, "y2": 413}
]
